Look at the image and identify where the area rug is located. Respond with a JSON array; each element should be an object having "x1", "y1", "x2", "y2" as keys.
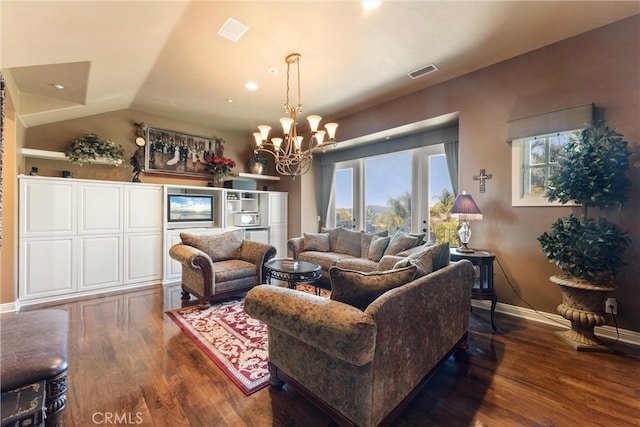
[{"x1": 166, "y1": 284, "x2": 329, "y2": 395}]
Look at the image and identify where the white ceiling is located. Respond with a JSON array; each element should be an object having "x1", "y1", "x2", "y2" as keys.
[{"x1": 2, "y1": 1, "x2": 638, "y2": 138}]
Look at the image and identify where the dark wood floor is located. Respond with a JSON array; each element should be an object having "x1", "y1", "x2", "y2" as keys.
[{"x1": 31, "y1": 284, "x2": 640, "y2": 427}]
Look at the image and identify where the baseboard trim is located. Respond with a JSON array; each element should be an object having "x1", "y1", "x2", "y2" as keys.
[
  {"x1": 471, "y1": 300, "x2": 640, "y2": 346},
  {"x1": 0, "y1": 301, "x2": 19, "y2": 314}
]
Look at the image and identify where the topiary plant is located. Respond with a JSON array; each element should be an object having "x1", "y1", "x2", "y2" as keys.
[
  {"x1": 64, "y1": 133, "x2": 125, "y2": 166},
  {"x1": 537, "y1": 120, "x2": 631, "y2": 286}
]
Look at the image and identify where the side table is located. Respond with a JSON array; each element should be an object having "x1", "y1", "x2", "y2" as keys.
[{"x1": 450, "y1": 248, "x2": 498, "y2": 331}]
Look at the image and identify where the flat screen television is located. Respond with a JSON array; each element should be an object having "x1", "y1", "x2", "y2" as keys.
[{"x1": 167, "y1": 194, "x2": 214, "y2": 222}]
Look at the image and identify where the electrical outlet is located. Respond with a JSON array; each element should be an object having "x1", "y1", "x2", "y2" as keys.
[{"x1": 606, "y1": 297, "x2": 617, "y2": 315}]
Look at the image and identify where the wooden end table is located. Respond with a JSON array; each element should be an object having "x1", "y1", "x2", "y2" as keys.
[
  {"x1": 450, "y1": 248, "x2": 498, "y2": 331},
  {"x1": 264, "y1": 259, "x2": 323, "y2": 295}
]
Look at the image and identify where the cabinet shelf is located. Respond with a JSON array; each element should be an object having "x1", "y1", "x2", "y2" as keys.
[
  {"x1": 236, "y1": 172, "x2": 280, "y2": 181},
  {"x1": 22, "y1": 148, "x2": 119, "y2": 165}
]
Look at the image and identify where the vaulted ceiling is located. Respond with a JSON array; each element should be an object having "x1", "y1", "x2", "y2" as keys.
[{"x1": 2, "y1": 1, "x2": 638, "y2": 138}]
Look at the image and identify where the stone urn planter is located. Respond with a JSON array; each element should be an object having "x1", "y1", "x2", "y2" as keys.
[{"x1": 550, "y1": 275, "x2": 614, "y2": 351}]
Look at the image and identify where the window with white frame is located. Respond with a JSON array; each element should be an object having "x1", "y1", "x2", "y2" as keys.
[
  {"x1": 330, "y1": 145, "x2": 453, "y2": 238},
  {"x1": 511, "y1": 130, "x2": 578, "y2": 206}
]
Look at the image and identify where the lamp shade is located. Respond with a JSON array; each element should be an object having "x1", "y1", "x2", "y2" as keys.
[{"x1": 449, "y1": 192, "x2": 483, "y2": 220}]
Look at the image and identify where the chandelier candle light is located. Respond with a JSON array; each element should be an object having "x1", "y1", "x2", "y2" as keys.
[
  {"x1": 449, "y1": 191, "x2": 483, "y2": 253},
  {"x1": 253, "y1": 53, "x2": 338, "y2": 179}
]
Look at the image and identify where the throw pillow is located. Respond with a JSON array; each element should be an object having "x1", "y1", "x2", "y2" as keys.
[
  {"x1": 303, "y1": 232, "x2": 331, "y2": 252},
  {"x1": 408, "y1": 232, "x2": 426, "y2": 246},
  {"x1": 393, "y1": 249, "x2": 433, "y2": 278},
  {"x1": 360, "y1": 230, "x2": 389, "y2": 258},
  {"x1": 180, "y1": 228, "x2": 244, "y2": 262},
  {"x1": 430, "y1": 241, "x2": 451, "y2": 271},
  {"x1": 329, "y1": 265, "x2": 417, "y2": 311},
  {"x1": 383, "y1": 229, "x2": 419, "y2": 256},
  {"x1": 368, "y1": 235, "x2": 390, "y2": 262},
  {"x1": 321, "y1": 227, "x2": 342, "y2": 252},
  {"x1": 334, "y1": 228, "x2": 362, "y2": 257}
]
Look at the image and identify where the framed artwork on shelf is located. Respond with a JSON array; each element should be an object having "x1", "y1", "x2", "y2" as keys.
[{"x1": 144, "y1": 126, "x2": 224, "y2": 178}]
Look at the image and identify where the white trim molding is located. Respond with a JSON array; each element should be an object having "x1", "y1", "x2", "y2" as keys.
[{"x1": 471, "y1": 300, "x2": 640, "y2": 346}]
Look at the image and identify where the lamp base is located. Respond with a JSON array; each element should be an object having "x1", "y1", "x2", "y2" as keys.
[{"x1": 456, "y1": 243, "x2": 475, "y2": 253}]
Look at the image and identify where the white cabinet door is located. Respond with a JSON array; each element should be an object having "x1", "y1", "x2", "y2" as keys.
[
  {"x1": 269, "y1": 225, "x2": 288, "y2": 258},
  {"x1": 124, "y1": 233, "x2": 162, "y2": 284},
  {"x1": 19, "y1": 237, "x2": 77, "y2": 300},
  {"x1": 79, "y1": 182, "x2": 123, "y2": 234},
  {"x1": 79, "y1": 234, "x2": 123, "y2": 291},
  {"x1": 245, "y1": 228, "x2": 270, "y2": 245},
  {"x1": 19, "y1": 178, "x2": 77, "y2": 237},
  {"x1": 269, "y1": 192, "x2": 288, "y2": 226},
  {"x1": 164, "y1": 231, "x2": 184, "y2": 282},
  {"x1": 125, "y1": 185, "x2": 163, "y2": 233}
]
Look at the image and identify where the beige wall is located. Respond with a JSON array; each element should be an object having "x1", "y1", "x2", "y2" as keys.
[
  {"x1": 0, "y1": 89, "x2": 18, "y2": 304},
  {"x1": 331, "y1": 16, "x2": 640, "y2": 331}
]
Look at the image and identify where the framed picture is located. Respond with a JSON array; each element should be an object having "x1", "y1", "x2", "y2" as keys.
[{"x1": 144, "y1": 126, "x2": 224, "y2": 177}]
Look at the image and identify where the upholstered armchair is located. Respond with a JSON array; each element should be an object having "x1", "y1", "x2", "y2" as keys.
[{"x1": 169, "y1": 228, "x2": 277, "y2": 308}]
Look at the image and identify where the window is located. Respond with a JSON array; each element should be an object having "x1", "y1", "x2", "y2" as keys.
[
  {"x1": 511, "y1": 130, "x2": 577, "y2": 206},
  {"x1": 331, "y1": 145, "x2": 453, "y2": 239}
]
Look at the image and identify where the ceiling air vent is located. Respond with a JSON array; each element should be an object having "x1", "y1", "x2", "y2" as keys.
[
  {"x1": 217, "y1": 18, "x2": 249, "y2": 43},
  {"x1": 407, "y1": 64, "x2": 438, "y2": 79}
]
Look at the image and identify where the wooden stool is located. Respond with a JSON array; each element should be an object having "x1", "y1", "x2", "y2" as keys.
[{"x1": 1, "y1": 310, "x2": 69, "y2": 427}]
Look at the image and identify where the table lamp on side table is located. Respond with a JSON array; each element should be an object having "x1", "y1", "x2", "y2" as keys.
[{"x1": 449, "y1": 191, "x2": 483, "y2": 253}]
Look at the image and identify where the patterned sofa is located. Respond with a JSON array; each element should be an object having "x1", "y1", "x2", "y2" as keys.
[
  {"x1": 244, "y1": 245, "x2": 474, "y2": 427},
  {"x1": 287, "y1": 227, "x2": 427, "y2": 287}
]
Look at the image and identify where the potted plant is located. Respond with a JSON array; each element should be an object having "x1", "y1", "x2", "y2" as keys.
[
  {"x1": 64, "y1": 133, "x2": 125, "y2": 166},
  {"x1": 537, "y1": 120, "x2": 631, "y2": 351},
  {"x1": 204, "y1": 154, "x2": 236, "y2": 186},
  {"x1": 247, "y1": 151, "x2": 268, "y2": 175}
]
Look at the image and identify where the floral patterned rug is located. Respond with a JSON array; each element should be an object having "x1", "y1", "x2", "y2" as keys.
[{"x1": 166, "y1": 284, "x2": 329, "y2": 395}]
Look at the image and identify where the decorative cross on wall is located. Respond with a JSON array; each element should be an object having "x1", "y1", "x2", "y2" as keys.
[{"x1": 473, "y1": 169, "x2": 493, "y2": 193}]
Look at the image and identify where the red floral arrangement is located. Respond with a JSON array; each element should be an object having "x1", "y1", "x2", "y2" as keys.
[{"x1": 205, "y1": 155, "x2": 236, "y2": 177}]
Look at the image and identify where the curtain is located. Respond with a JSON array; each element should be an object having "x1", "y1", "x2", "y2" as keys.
[
  {"x1": 320, "y1": 163, "x2": 335, "y2": 228},
  {"x1": 444, "y1": 140, "x2": 459, "y2": 196}
]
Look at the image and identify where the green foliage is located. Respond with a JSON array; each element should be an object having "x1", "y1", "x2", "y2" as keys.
[
  {"x1": 538, "y1": 120, "x2": 631, "y2": 283},
  {"x1": 538, "y1": 214, "x2": 630, "y2": 284},
  {"x1": 64, "y1": 133, "x2": 125, "y2": 166},
  {"x1": 545, "y1": 121, "x2": 630, "y2": 209}
]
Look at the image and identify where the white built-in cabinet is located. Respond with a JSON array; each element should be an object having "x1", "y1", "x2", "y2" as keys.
[
  {"x1": 18, "y1": 176, "x2": 163, "y2": 305},
  {"x1": 18, "y1": 176, "x2": 287, "y2": 303},
  {"x1": 161, "y1": 184, "x2": 288, "y2": 284}
]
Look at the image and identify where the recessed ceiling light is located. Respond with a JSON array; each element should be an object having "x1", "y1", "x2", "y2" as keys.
[
  {"x1": 51, "y1": 83, "x2": 65, "y2": 89},
  {"x1": 361, "y1": 0, "x2": 382, "y2": 11},
  {"x1": 245, "y1": 81, "x2": 258, "y2": 91},
  {"x1": 226, "y1": 99, "x2": 233, "y2": 103}
]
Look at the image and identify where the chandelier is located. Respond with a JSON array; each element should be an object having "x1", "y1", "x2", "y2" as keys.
[{"x1": 253, "y1": 53, "x2": 338, "y2": 179}]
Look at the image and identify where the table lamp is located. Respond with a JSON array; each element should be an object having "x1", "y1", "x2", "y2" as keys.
[{"x1": 449, "y1": 191, "x2": 483, "y2": 253}]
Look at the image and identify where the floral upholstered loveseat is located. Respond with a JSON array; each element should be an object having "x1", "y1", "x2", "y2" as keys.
[
  {"x1": 287, "y1": 227, "x2": 427, "y2": 287},
  {"x1": 244, "y1": 243, "x2": 473, "y2": 427}
]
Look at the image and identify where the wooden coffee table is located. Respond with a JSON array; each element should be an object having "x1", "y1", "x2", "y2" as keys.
[{"x1": 264, "y1": 258, "x2": 323, "y2": 295}]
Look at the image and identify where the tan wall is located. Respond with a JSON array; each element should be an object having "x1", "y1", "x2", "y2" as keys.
[
  {"x1": 332, "y1": 16, "x2": 640, "y2": 331},
  {"x1": 0, "y1": 89, "x2": 19, "y2": 304}
]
